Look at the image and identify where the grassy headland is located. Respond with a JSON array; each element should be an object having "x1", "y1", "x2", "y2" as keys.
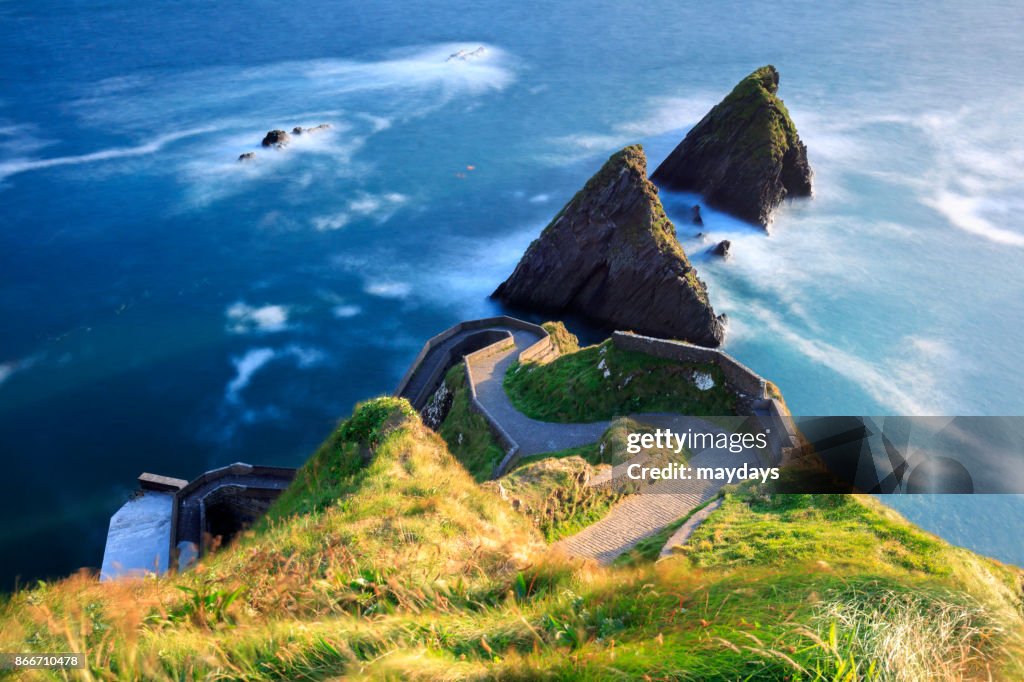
[{"x1": 1, "y1": 399, "x2": 1021, "y2": 680}]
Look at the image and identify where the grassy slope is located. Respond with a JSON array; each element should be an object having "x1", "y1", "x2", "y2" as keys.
[
  {"x1": 2, "y1": 400, "x2": 1022, "y2": 681},
  {"x1": 504, "y1": 339, "x2": 736, "y2": 422},
  {"x1": 484, "y1": 456, "x2": 619, "y2": 543},
  {"x1": 435, "y1": 363, "x2": 506, "y2": 481},
  {"x1": 540, "y1": 320, "x2": 579, "y2": 355}
]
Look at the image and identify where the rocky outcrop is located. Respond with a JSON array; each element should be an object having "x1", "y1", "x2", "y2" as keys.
[
  {"x1": 238, "y1": 152, "x2": 256, "y2": 162},
  {"x1": 691, "y1": 205, "x2": 703, "y2": 226},
  {"x1": 291, "y1": 124, "x2": 331, "y2": 136},
  {"x1": 651, "y1": 66, "x2": 812, "y2": 228},
  {"x1": 492, "y1": 145, "x2": 725, "y2": 347},
  {"x1": 261, "y1": 130, "x2": 290, "y2": 148},
  {"x1": 711, "y1": 240, "x2": 731, "y2": 258}
]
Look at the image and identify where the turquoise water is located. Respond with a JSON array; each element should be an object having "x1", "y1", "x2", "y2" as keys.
[{"x1": 1, "y1": 1, "x2": 1022, "y2": 585}]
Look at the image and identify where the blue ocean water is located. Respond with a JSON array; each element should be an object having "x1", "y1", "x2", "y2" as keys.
[{"x1": 1, "y1": 1, "x2": 1022, "y2": 586}]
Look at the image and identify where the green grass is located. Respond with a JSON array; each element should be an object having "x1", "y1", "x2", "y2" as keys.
[
  {"x1": 714, "y1": 65, "x2": 800, "y2": 164},
  {"x1": 684, "y1": 489, "x2": 953, "y2": 575},
  {"x1": 486, "y1": 455, "x2": 619, "y2": 542},
  {"x1": 504, "y1": 338, "x2": 737, "y2": 422},
  {"x1": 541, "y1": 320, "x2": 579, "y2": 355},
  {"x1": 2, "y1": 400, "x2": 1022, "y2": 681},
  {"x1": 435, "y1": 363, "x2": 506, "y2": 481},
  {"x1": 613, "y1": 495, "x2": 720, "y2": 568}
]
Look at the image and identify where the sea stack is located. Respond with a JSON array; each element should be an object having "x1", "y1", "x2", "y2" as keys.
[
  {"x1": 651, "y1": 65, "x2": 812, "y2": 228},
  {"x1": 493, "y1": 145, "x2": 725, "y2": 347}
]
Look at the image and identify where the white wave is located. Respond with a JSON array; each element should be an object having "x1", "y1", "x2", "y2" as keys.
[
  {"x1": 332, "y1": 305, "x2": 362, "y2": 319},
  {"x1": 926, "y1": 192, "x2": 1024, "y2": 247},
  {"x1": 0, "y1": 126, "x2": 218, "y2": 182},
  {"x1": 283, "y1": 344, "x2": 326, "y2": 368},
  {"x1": 225, "y1": 348, "x2": 276, "y2": 404},
  {"x1": 224, "y1": 345, "x2": 326, "y2": 404},
  {"x1": 225, "y1": 302, "x2": 292, "y2": 334},
  {"x1": 312, "y1": 212, "x2": 351, "y2": 232},
  {"x1": 313, "y1": 192, "x2": 409, "y2": 231},
  {"x1": 0, "y1": 354, "x2": 41, "y2": 388},
  {"x1": 793, "y1": 101, "x2": 1024, "y2": 249},
  {"x1": 0, "y1": 122, "x2": 57, "y2": 157},
  {"x1": 543, "y1": 94, "x2": 718, "y2": 164},
  {"x1": 527, "y1": 193, "x2": 550, "y2": 204},
  {"x1": 70, "y1": 43, "x2": 512, "y2": 136},
  {"x1": 364, "y1": 281, "x2": 412, "y2": 299},
  {"x1": 13, "y1": 43, "x2": 512, "y2": 199},
  {"x1": 748, "y1": 308, "x2": 950, "y2": 415}
]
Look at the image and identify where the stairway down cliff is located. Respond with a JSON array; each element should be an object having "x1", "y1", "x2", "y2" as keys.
[
  {"x1": 492, "y1": 145, "x2": 725, "y2": 347},
  {"x1": 651, "y1": 65, "x2": 812, "y2": 228}
]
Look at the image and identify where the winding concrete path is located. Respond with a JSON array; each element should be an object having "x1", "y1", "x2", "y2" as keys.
[{"x1": 465, "y1": 333, "x2": 759, "y2": 564}]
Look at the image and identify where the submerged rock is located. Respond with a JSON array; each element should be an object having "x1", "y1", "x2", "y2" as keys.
[
  {"x1": 291, "y1": 123, "x2": 332, "y2": 136},
  {"x1": 493, "y1": 145, "x2": 725, "y2": 347},
  {"x1": 447, "y1": 46, "x2": 487, "y2": 62},
  {"x1": 261, "y1": 129, "x2": 290, "y2": 148},
  {"x1": 711, "y1": 240, "x2": 731, "y2": 258},
  {"x1": 238, "y1": 152, "x2": 256, "y2": 162},
  {"x1": 651, "y1": 65, "x2": 812, "y2": 228}
]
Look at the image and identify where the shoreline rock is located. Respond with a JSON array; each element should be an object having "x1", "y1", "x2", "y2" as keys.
[
  {"x1": 492, "y1": 145, "x2": 725, "y2": 347},
  {"x1": 711, "y1": 240, "x2": 731, "y2": 258},
  {"x1": 261, "y1": 129, "x2": 290, "y2": 148},
  {"x1": 651, "y1": 65, "x2": 812, "y2": 229},
  {"x1": 291, "y1": 123, "x2": 332, "y2": 136}
]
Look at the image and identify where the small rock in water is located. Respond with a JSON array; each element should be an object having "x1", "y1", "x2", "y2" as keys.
[
  {"x1": 446, "y1": 46, "x2": 487, "y2": 62},
  {"x1": 692, "y1": 204, "x2": 704, "y2": 226},
  {"x1": 261, "y1": 129, "x2": 290, "y2": 148},
  {"x1": 238, "y1": 152, "x2": 256, "y2": 162},
  {"x1": 711, "y1": 240, "x2": 731, "y2": 258},
  {"x1": 291, "y1": 123, "x2": 332, "y2": 136}
]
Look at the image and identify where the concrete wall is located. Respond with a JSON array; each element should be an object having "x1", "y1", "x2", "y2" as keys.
[
  {"x1": 395, "y1": 316, "x2": 549, "y2": 400},
  {"x1": 169, "y1": 463, "x2": 296, "y2": 566},
  {"x1": 753, "y1": 398, "x2": 799, "y2": 465},
  {"x1": 398, "y1": 316, "x2": 555, "y2": 478},
  {"x1": 613, "y1": 331, "x2": 800, "y2": 463},
  {"x1": 611, "y1": 331, "x2": 768, "y2": 399},
  {"x1": 406, "y1": 329, "x2": 513, "y2": 409}
]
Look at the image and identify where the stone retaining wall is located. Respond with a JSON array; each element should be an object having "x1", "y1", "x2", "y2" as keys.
[
  {"x1": 169, "y1": 463, "x2": 296, "y2": 565},
  {"x1": 395, "y1": 316, "x2": 550, "y2": 409},
  {"x1": 406, "y1": 329, "x2": 512, "y2": 409},
  {"x1": 611, "y1": 331, "x2": 768, "y2": 399},
  {"x1": 754, "y1": 398, "x2": 799, "y2": 465},
  {"x1": 612, "y1": 331, "x2": 798, "y2": 462},
  {"x1": 396, "y1": 316, "x2": 555, "y2": 478}
]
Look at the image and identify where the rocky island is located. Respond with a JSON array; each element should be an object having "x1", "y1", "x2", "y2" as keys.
[
  {"x1": 651, "y1": 65, "x2": 813, "y2": 228},
  {"x1": 493, "y1": 145, "x2": 725, "y2": 347}
]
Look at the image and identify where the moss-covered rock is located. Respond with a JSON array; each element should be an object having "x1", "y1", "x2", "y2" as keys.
[
  {"x1": 651, "y1": 65, "x2": 813, "y2": 228},
  {"x1": 493, "y1": 145, "x2": 725, "y2": 347}
]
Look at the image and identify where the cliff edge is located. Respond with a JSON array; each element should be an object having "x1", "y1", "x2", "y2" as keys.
[
  {"x1": 493, "y1": 145, "x2": 725, "y2": 347},
  {"x1": 651, "y1": 65, "x2": 812, "y2": 228}
]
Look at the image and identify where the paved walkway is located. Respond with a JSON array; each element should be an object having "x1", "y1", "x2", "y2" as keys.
[
  {"x1": 658, "y1": 498, "x2": 723, "y2": 561},
  {"x1": 469, "y1": 330, "x2": 610, "y2": 456},
  {"x1": 465, "y1": 334, "x2": 759, "y2": 563}
]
